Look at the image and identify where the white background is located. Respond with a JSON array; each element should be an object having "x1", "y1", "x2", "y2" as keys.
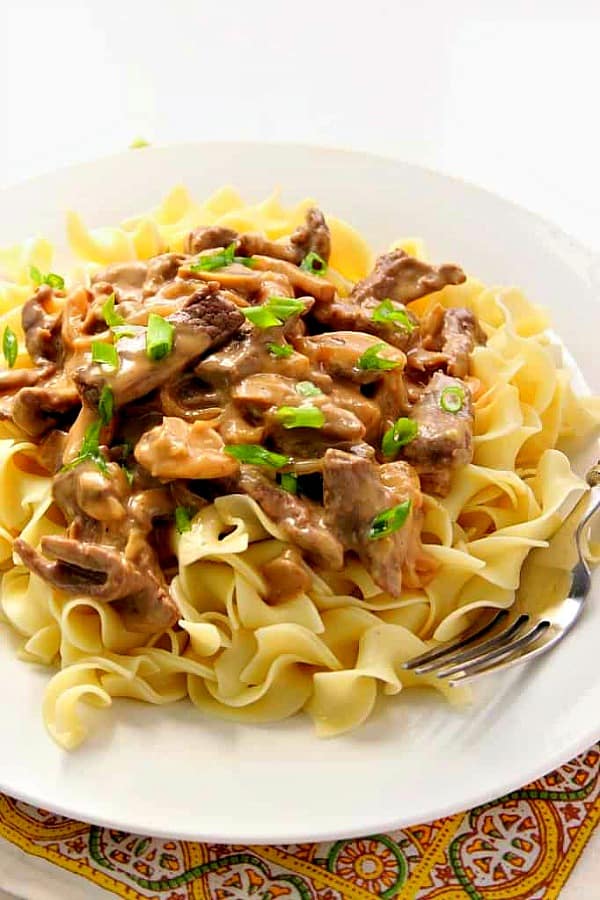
[
  {"x1": 0, "y1": 0, "x2": 598, "y2": 897},
  {"x1": 1, "y1": 0, "x2": 599, "y2": 252}
]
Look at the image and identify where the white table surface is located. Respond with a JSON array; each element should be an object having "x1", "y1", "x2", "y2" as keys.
[{"x1": 1, "y1": 0, "x2": 598, "y2": 896}]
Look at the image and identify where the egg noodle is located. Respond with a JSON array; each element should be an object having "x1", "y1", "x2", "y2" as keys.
[{"x1": 0, "y1": 186, "x2": 598, "y2": 748}]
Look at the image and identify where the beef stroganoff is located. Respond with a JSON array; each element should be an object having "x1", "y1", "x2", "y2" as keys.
[{"x1": 0, "y1": 186, "x2": 598, "y2": 748}]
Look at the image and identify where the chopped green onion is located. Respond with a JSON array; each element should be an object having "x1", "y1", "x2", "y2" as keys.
[
  {"x1": 80, "y1": 420, "x2": 103, "y2": 458},
  {"x1": 45, "y1": 272, "x2": 65, "y2": 290},
  {"x1": 295, "y1": 380, "x2": 322, "y2": 398},
  {"x1": 357, "y1": 342, "x2": 402, "y2": 372},
  {"x1": 102, "y1": 293, "x2": 124, "y2": 327},
  {"x1": 381, "y1": 417, "x2": 418, "y2": 458},
  {"x1": 234, "y1": 256, "x2": 256, "y2": 268},
  {"x1": 267, "y1": 341, "x2": 293, "y2": 358},
  {"x1": 440, "y1": 385, "x2": 465, "y2": 414},
  {"x1": 62, "y1": 420, "x2": 108, "y2": 475},
  {"x1": 371, "y1": 299, "x2": 416, "y2": 332},
  {"x1": 146, "y1": 313, "x2": 174, "y2": 361},
  {"x1": 175, "y1": 506, "x2": 193, "y2": 534},
  {"x1": 189, "y1": 242, "x2": 236, "y2": 272},
  {"x1": 243, "y1": 306, "x2": 282, "y2": 328},
  {"x1": 29, "y1": 266, "x2": 64, "y2": 290},
  {"x1": 92, "y1": 341, "x2": 119, "y2": 370},
  {"x1": 98, "y1": 385, "x2": 114, "y2": 425},
  {"x1": 224, "y1": 444, "x2": 290, "y2": 468},
  {"x1": 275, "y1": 405, "x2": 325, "y2": 429},
  {"x1": 266, "y1": 296, "x2": 306, "y2": 320},
  {"x1": 2, "y1": 326, "x2": 18, "y2": 368},
  {"x1": 111, "y1": 324, "x2": 146, "y2": 340},
  {"x1": 242, "y1": 296, "x2": 305, "y2": 329},
  {"x1": 300, "y1": 251, "x2": 327, "y2": 276},
  {"x1": 279, "y1": 473, "x2": 298, "y2": 494},
  {"x1": 368, "y1": 500, "x2": 412, "y2": 541}
]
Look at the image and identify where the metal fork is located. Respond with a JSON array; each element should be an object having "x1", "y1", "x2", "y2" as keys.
[{"x1": 402, "y1": 465, "x2": 600, "y2": 686}]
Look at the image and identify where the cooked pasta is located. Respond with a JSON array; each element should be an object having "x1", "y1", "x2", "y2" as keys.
[{"x1": 0, "y1": 186, "x2": 598, "y2": 748}]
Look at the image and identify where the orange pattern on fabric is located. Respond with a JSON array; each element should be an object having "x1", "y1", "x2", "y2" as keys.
[{"x1": 0, "y1": 745, "x2": 597, "y2": 900}]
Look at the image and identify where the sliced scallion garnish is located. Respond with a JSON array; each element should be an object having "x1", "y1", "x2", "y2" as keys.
[{"x1": 368, "y1": 500, "x2": 412, "y2": 541}]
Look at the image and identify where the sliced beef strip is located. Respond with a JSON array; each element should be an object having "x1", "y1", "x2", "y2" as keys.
[
  {"x1": 236, "y1": 233, "x2": 301, "y2": 264},
  {"x1": 0, "y1": 365, "x2": 55, "y2": 394},
  {"x1": 22, "y1": 285, "x2": 64, "y2": 364},
  {"x1": 237, "y1": 465, "x2": 344, "y2": 570},
  {"x1": 16, "y1": 462, "x2": 178, "y2": 632},
  {"x1": 311, "y1": 298, "x2": 417, "y2": 351},
  {"x1": 440, "y1": 307, "x2": 486, "y2": 378},
  {"x1": 401, "y1": 371, "x2": 474, "y2": 496},
  {"x1": 289, "y1": 208, "x2": 331, "y2": 263},
  {"x1": 91, "y1": 254, "x2": 187, "y2": 306},
  {"x1": 185, "y1": 226, "x2": 239, "y2": 255},
  {"x1": 91, "y1": 261, "x2": 148, "y2": 303},
  {"x1": 313, "y1": 249, "x2": 464, "y2": 349},
  {"x1": 144, "y1": 253, "x2": 187, "y2": 296},
  {"x1": 15, "y1": 536, "x2": 178, "y2": 633},
  {"x1": 235, "y1": 208, "x2": 331, "y2": 267},
  {"x1": 74, "y1": 287, "x2": 244, "y2": 409},
  {"x1": 350, "y1": 249, "x2": 466, "y2": 306},
  {"x1": 407, "y1": 305, "x2": 486, "y2": 379},
  {"x1": 11, "y1": 373, "x2": 79, "y2": 437},
  {"x1": 36, "y1": 429, "x2": 69, "y2": 474},
  {"x1": 322, "y1": 449, "x2": 422, "y2": 596}
]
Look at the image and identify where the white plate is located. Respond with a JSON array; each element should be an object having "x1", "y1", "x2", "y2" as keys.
[{"x1": 0, "y1": 143, "x2": 599, "y2": 843}]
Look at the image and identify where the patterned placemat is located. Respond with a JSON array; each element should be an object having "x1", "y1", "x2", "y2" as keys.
[{"x1": 0, "y1": 744, "x2": 598, "y2": 900}]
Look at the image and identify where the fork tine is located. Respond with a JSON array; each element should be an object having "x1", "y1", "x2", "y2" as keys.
[
  {"x1": 406, "y1": 613, "x2": 530, "y2": 675},
  {"x1": 402, "y1": 609, "x2": 510, "y2": 672},
  {"x1": 438, "y1": 620, "x2": 551, "y2": 680},
  {"x1": 446, "y1": 623, "x2": 558, "y2": 685}
]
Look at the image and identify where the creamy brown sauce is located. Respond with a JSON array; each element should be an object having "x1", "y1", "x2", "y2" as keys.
[{"x1": 3, "y1": 209, "x2": 486, "y2": 632}]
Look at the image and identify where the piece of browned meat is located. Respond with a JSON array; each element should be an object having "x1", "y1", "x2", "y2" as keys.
[
  {"x1": 22, "y1": 286, "x2": 64, "y2": 364},
  {"x1": 402, "y1": 371, "x2": 474, "y2": 496},
  {"x1": 0, "y1": 365, "x2": 55, "y2": 394},
  {"x1": 289, "y1": 208, "x2": 331, "y2": 263},
  {"x1": 235, "y1": 207, "x2": 331, "y2": 267},
  {"x1": 322, "y1": 449, "x2": 424, "y2": 596},
  {"x1": 313, "y1": 249, "x2": 464, "y2": 349},
  {"x1": 15, "y1": 461, "x2": 178, "y2": 632},
  {"x1": 185, "y1": 226, "x2": 238, "y2": 255},
  {"x1": 74, "y1": 288, "x2": 244, "y2": 409},
  {"x1": 92, "y1": 253, "x2": 187, "y2": 305},
  {"x1": 351, "y1": 249, "x2": 465, "y2": 306},
  {"x1": 11, "y1": 373, "x2": 79, "y2": 437},
  {"x1": 407, "y1": 305, "x2": 486, "y2": 379},
  {"x1": 236, "y1": 233, "x2": 300, "y2": 264},
  {"x1": 15, "y1": 536, "x2": 178, "y2": 633},
  {"x1": 237, "y1": 465, "x2": 344, "y2": 570},
  {"x1": 440, "y1": 307, "x2": 486, "y2": 378}
]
